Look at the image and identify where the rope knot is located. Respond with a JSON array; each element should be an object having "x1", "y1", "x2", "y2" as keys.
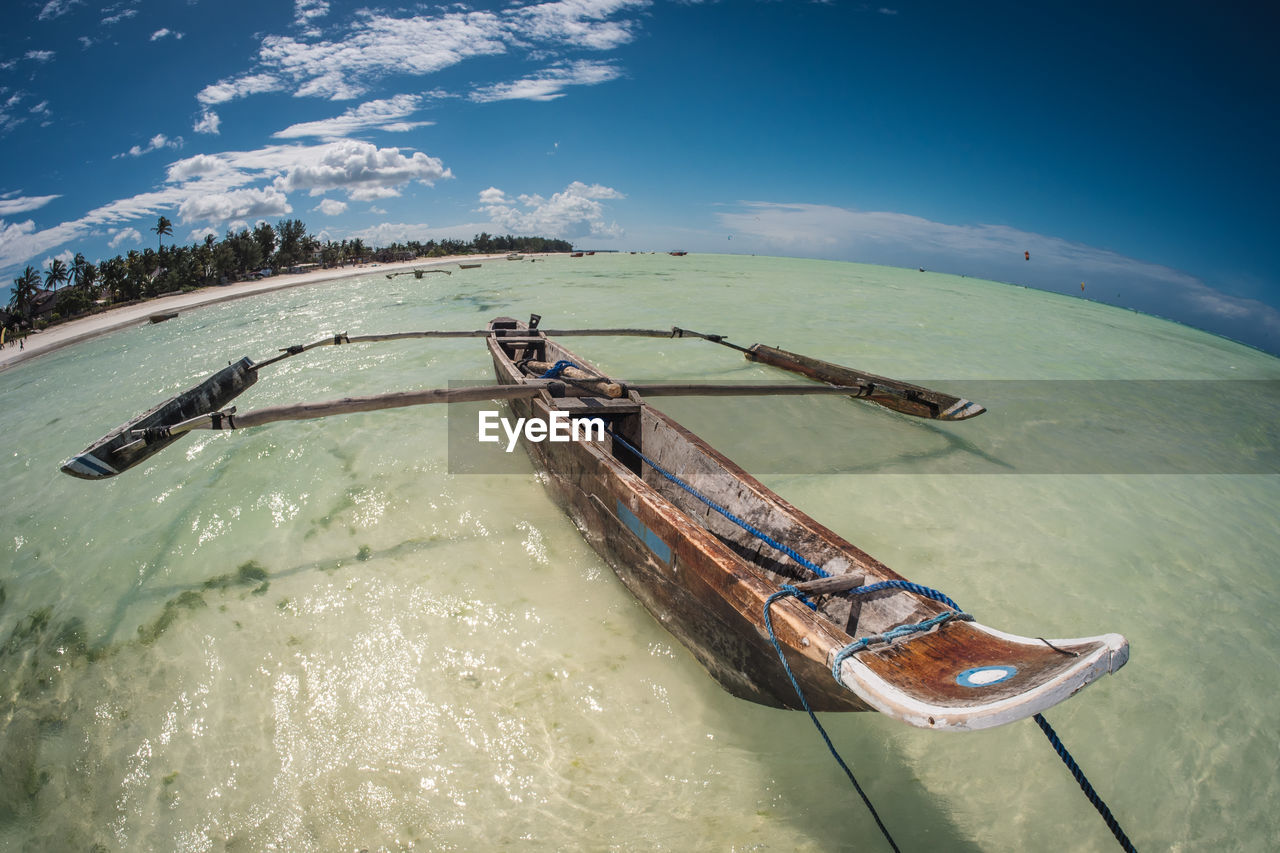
[{"x1": 539, "y1": 359, "x2": 578, "y2": 379}]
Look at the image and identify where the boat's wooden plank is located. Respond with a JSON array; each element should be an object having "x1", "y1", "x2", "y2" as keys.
[{"x1": 794, "y1": 574, "x2": 867, "y2": 595}]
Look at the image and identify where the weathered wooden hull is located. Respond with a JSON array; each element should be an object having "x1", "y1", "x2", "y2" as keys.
[
  {"x1": 487, "y1": 318, "x2": 1127, "y2": 729},
  {"x1": 61, "y1": 358, "x2": 257, "y2": 479}
]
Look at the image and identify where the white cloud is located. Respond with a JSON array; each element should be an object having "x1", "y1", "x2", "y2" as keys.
[
  {"x1": 164, "y1": 141, "x2": 451, "y2": 203},
  {"x1": 101, "y1": 5, "x2": 138, "y2": 26},
  {"x1": 342, "y1": 221, "x2": 433, "y2": 246},
  {"x1": 315, "y1": 198, "x2": 347, "y2": 216},
  {"x1": 25, "y1": 50, "x2": 56, "y2": 63},
  {"x1": 1, "y1": 140, "x2": 452, "y2": 276},
  {"x1": 0, "y1": 218, "x2": 84, "y2": 274},
  {"x1": 166, "y1": 153, "x2": 234, "y2": 183},
  {"x1": 178, "y1": 187, "x2": 292, "y2": 224},
  {"x1": 108, "y1": 227, "x2": 142, "y2": 248},
  {"x1": 273, "y1": 94, "x2": 432, "y2": 139},
  {"x1": 115, "y1": 133, "x2": 183, "y2": 158},
  {"x1": 478, "y1": 181, "x2": 624, "y2": 238},
  {"x1": 44, "y1": 249, "x2": 74, "y2": 271},
  {"x1": 470, "y1": 60, "x2": 621, "y2": 103},
  {"x1": 340, "y1": 219, "x2": 494, "y2": 245},
  {"x1": 0, "y1": 194, "x2": 59, "y2": 216},
  {"x1": 38, "y1": 0, "x2": 83, "y2": 21},
  {"x1": 1, "y1": 93, "x2": 28, "y2": 134},
  {"x1": 198, "y1": 73, "x2": 285, "y2": 106},
  {"x1": 717, "y1": 200, "x2": 1280, "y2": 350},
  {"x1": 510, "y1": 0, "x2": 646, "y2": 50},
  {"x1": 295, "y1": 0, "x2": 329, "y2": 29},
  {"x1": 150, "y1": 29, "x2": 184, "y2": 41},
  {"x1": 270, "y1": 139, "x2": 452, "y2": 198},
  {"x1": 197, "y1": 1, "x2": 646, "y2": 105},
  {"x1": 193, "y1": 108, "x2": 221, "y2": 135}
]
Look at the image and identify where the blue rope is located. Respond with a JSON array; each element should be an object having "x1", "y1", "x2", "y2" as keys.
[
  {"x1": 765, "y1": 588, "x2": 901, "y2": 852},
  {"x1": 1034, "y1": 713, "x2": 1138, "y2": 852},
  {"x1": 608, "y1": 431, "x2": 966, "y2": 615},
  {"x1": 608, "y1": 429, "x2": 826, "y2": 610},
  {"x1": 846, "y1": 580, "x2": 963, "y2": 613},
  {"x1": 538, "y1": 359, "x2": 579, "y2": 378},
  {"x1": 831, "y1": 611, "x2": 972, "y2": 678}
]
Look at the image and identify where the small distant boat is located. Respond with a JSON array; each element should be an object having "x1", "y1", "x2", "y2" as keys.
[
  {"x1": 571, "y1": 252, "x2": 584, "y2": 258},
  {"x1": 148, "y1": 312, "x2": 178, "y2": 324},
  {"x1": 586, "y1": 251, "x2": 596, "y2": 256},
  {"x1": 669, "y1": 251, "x2": 688, "y2": 256},
  {"x1": 506, "y1": 253, "x2": 524, "y2": 261},
  {"x1": 460, "y1": 264, "x2": 482, "y2": 270},
  {"x1": 385, "y1": 268, "x2": 451, "y2": 280}
]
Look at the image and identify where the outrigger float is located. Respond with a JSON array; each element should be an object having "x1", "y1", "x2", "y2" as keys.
[{"x1": 61, "y1": 313, "x2": 1134, "y2": 847}]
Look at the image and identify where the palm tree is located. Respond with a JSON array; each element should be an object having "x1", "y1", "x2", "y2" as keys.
[
  {"x1": 153, "y1": 216, "x2": 173, "y2": 250},
  {"x1": 70, "y1": 252, "x2": 93, "y2": 289},
  {"x1": 9, "y1": 266, "x2": 40, "y2": 319},
  {"x1": 45, "y1": 257, "x2": 69, "y2": 292}
]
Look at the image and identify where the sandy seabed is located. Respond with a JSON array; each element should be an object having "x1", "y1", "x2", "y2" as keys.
[{"x1": 0, "y1": 254, "x2": 522, "y2": 371}]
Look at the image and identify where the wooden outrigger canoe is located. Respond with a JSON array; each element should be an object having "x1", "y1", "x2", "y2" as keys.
[
  {"x1": 58, "y1": 317, "x2": 1127, "y2": 728},
  {"x1": 486, "y1": 316, "x2": 1127, "y2": 729}
]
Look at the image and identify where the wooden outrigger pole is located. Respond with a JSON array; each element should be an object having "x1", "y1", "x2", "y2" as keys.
[{"x1": 60, "y1": 318, "x2": 986, "y2": 479}]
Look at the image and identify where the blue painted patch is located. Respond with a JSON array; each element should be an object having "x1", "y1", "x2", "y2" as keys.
[
  {"x1": 616, "y1": 499, "x2": 672, "y2": 565},
  {"x1": 955, "y1": 665, "x2": 1018, "y2": 688}
]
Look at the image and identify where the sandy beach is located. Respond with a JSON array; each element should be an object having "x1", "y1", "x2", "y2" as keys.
[{"x1": 0, "y1": 253, "x2": 521, "y2": 371}]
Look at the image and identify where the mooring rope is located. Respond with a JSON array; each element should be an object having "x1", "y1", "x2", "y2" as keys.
[
  {"x1": 605, "y1": 420, "x2": 1136, "y2": 850},
  {"x1": 1034, "y1": 713, "x2": 1138, "y2": 852},
  {"x1": 765, "y1": 587, "x2": 902, "y2": 852}
]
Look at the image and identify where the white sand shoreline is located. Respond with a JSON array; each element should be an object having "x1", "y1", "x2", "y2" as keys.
[{"x1": 0, "y1": 254, "x2": 525, "y2": 371}]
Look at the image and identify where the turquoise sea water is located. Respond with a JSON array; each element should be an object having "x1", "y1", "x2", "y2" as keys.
[{"x1": 2, "y1": 253, "x2": 1279, "y2": 850}]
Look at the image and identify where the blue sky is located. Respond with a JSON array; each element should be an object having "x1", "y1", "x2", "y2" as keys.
[{"x1": 3, "y1": 0, "x2": 1278, "y2": 353}]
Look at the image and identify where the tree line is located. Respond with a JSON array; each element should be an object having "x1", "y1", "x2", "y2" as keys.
[{"x1": 4, "y1": 218, "x2": 573, "y2": 332}]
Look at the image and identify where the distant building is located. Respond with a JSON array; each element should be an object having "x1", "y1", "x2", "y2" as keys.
[{"x1": 30, "y1": 288, "x2": 67, "y2": 320}]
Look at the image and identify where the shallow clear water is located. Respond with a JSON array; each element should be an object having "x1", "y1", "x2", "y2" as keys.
[{"x1": 2, "y1": 254, "x2": 1278, "y2": 850}]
